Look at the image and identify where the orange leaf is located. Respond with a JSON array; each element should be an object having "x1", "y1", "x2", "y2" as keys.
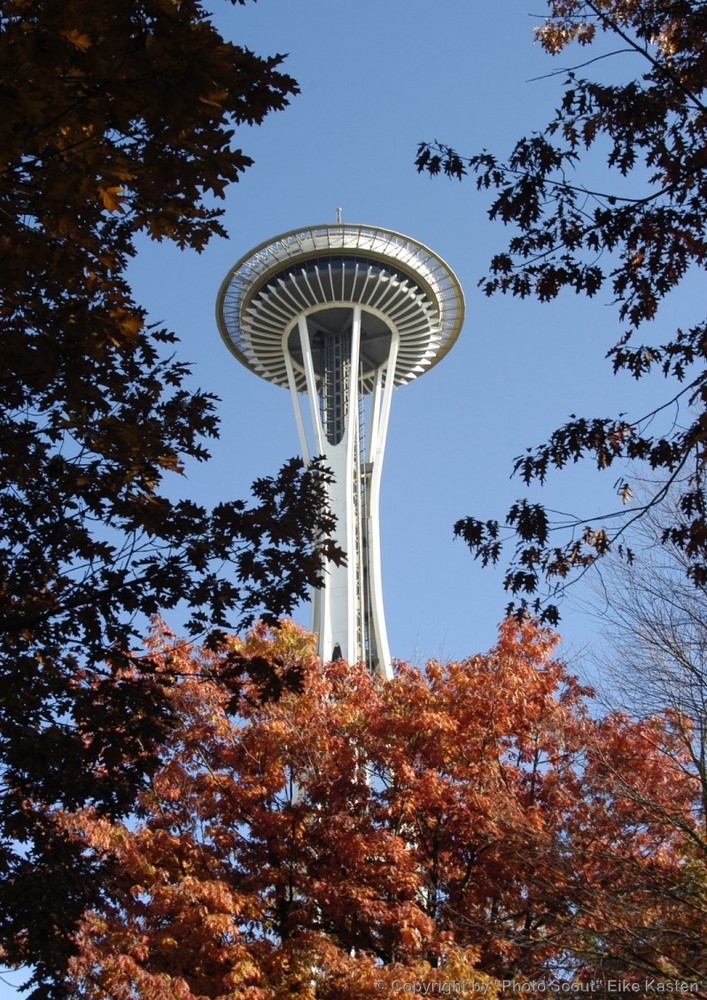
[{"x1": 98, "y1": 185, "x2": 125, "y2": 214}]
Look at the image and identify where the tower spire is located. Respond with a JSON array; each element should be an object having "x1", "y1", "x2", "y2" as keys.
[{"x1": 216, "y1": 223, "x2": 464, "y2": 677}]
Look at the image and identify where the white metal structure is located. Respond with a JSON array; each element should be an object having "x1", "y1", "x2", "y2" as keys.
[{"x1": 217, "y1": 224, "x2": 464, "y2": 678}]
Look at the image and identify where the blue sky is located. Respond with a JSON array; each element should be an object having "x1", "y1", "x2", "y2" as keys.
[
  {"x1": 2, "y1": 1, "x2": 700, "y2": 994},
  {"x1": 122, "y1": 0, "x2": 682, "y2": 668}
]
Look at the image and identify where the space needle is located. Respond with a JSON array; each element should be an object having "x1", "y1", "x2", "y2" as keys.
[{"x1": 217, "y1": 223, "x2": 464, "y2": 679}]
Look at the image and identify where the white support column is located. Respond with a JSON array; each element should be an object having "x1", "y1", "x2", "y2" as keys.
[
  {"x1": 284, "y1": 343, "x2": 310, "y2": 463},
  {"x1": 298, "y1": 316, "x2": 326, "y2": 456},
  {"x1": 369, "y1": 334, "x2": 399, "y2": 469},
  {"x1": 367, "y1": 367, "x2": 384, "y2": 465},
  {"x1": 347, "y1": 308, "x2": 362, "y2": 663},
  {"x1": 296, "y1": 315, "x2": 331, "y2": 659},
  {"x1": 363, "y1": 333, "x2": 399, "y2": 680}
]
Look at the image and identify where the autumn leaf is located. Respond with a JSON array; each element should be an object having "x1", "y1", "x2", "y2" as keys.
[
  {"x1": 97, "y1": 185, "x2": 126, "y2": 213},
  {"x1": 61, "y1": 27, "x2": 91, "y2": 51}
]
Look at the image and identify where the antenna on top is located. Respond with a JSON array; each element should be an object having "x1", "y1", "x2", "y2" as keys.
[{"x1": 336, "y1": 206, "x2": 342, "y2": 224}]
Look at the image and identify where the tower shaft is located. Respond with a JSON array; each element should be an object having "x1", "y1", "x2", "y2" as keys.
[{"x1": 288, "y1": 308, "x2": 396, "y2": 677}]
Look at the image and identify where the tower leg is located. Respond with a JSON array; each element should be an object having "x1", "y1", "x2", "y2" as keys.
[{"x1": 284, "y1": 309, "x2": 393, "y2": 678}]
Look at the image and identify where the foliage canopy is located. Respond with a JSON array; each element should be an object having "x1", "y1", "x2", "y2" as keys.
[
  {"x1": 59, "y1": 620, "x2": 706, "y2": 999},
  {"x1": 416, "y1": 0, "x2": 707, "y2": 622},
  {"x1": 0, "y1": 0, "x2": 341, "y2": 990}
]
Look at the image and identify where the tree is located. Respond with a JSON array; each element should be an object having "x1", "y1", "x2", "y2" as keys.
[
  {"x1": 58, "y1": 619, "x2": 705, "y2": 999},
  {"x1": 591, "y1": 480, "x2": 707, "y2": 822},
  {"x1": 416, "y1": 0, "x2": 707, "y2": 623},
  {"x1": 0, "y1": 0, "x2": 340, "y2": 991}
]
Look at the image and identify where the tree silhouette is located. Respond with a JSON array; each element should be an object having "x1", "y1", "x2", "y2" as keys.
[
  {"x1": 417, "y1": 0, "x2": 707, "y2": 623},
  {"x1": 0, "y1": 2, "x2": 342, "y2": 991}
]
